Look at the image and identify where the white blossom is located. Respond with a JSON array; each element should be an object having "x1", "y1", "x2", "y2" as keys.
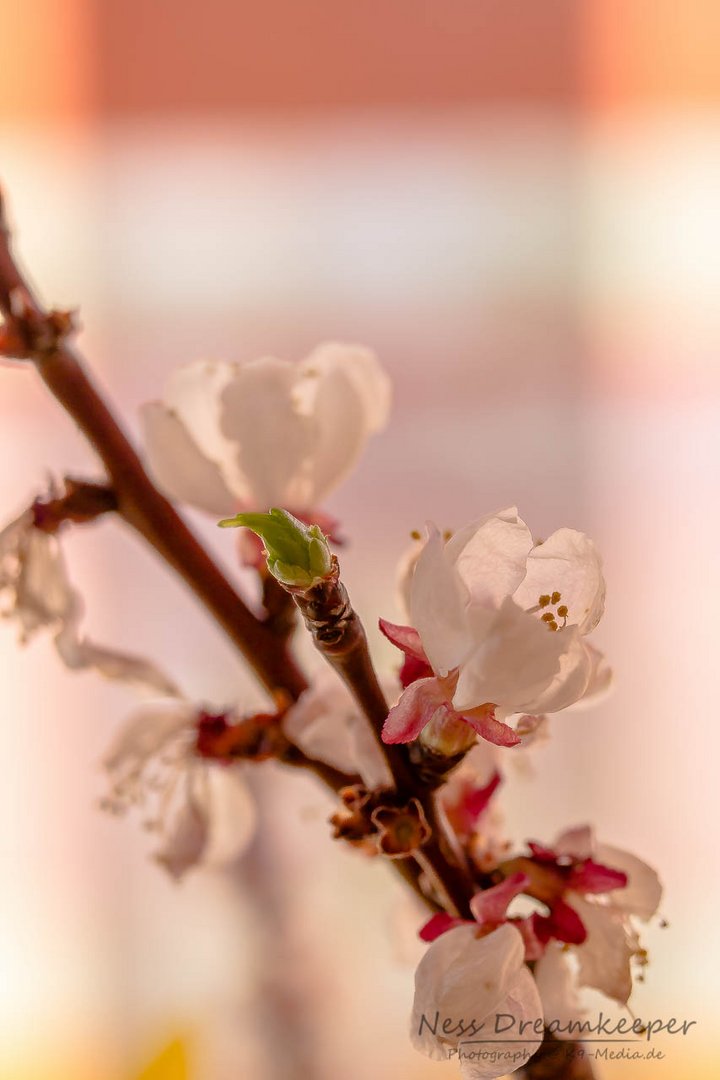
[
  {"x1": 102, "y1": 700, "x2": 255, "y2": 880},
  {"x1": 141, "y1": 343, "x2": 391, "y2": 517},
  {"x1": 411, "y1": 923, "x2": 543, "y2": 1078}
]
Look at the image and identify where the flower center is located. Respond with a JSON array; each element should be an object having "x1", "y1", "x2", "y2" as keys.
[{"x1": 527, "y1": 591, "x2": 568, "y2": 631}]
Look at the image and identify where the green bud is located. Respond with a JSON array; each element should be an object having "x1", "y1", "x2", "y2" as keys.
[{"x1": 218, "y1": 507, "x2": 332, "y2": 588}]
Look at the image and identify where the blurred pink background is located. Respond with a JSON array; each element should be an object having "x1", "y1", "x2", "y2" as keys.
[{"x1": 1, "y1": 2, "x2": 719, "y2": 1078}]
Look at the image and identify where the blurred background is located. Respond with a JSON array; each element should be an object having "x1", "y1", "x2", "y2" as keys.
[{"x1": 1, "y1": 2, "x2": 719, "y2": 1078}]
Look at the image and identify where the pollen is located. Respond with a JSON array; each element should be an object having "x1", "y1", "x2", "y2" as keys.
[
  {"x1": 410, "y1": 529, "x2": 421, "y2": 541},
  {"x1": 551, "y1": 591, "x2": 561, "y2": 604},
  {"x1": 538, "y1": 594, "x2": 551, "y2": 607},
  {"x1": 557, "y1": 604, "x2": 568, "y2": 618}
]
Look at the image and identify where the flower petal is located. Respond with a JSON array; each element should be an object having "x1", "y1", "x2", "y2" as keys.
[
  {"x1": 445, "y1": 507, "x2": 533, "y2": 610},
  {"x1": 410, "y1": 923, "x2": 543, "y2": 1076},
  {"x1": 220, "y1": 358, "x2": 316, "y2": 509},
  {"x1": 299, "y1": 342, "x2": 391, "y2": 429},
  {"x1": 594, "y1": 844, "x2": 663, "y2": 920},
  {"x1": 512, "y1": 528, "x2": 606, "y2": 634},
  {"x1": 283, "y1": 670, "x2": 394, "y2": 789},
  {"x1": 521, "y1": 632, "x2": 592, "y2": 715},
  {"x1": 469, "y1": 871, "x2": 529, "y2": 926},
  {"x1": 453, "y1": 599, "x2": 567, "y2": 714},
  {"x1": 141, "y1": 402, "x2": 236, "y2": 515},
  {"x1": 460, "y1": 707, "x2": 521, "y2": 748},
  {"x1": 410, "y1": 524, "x2": 472, "y2": 676},
  {"x1": 103, "y1": 701, "x2": 196, "y2": 774},
  {"x1": 382, "y1": 676, "x2": 451, "y2": 745},
  {"x1": 378, "y1": 618, "x2": 428, "y2": 663},
  {"x1": 419, "y1": 913, "x2": 467, "y2": 942},
  {"x1": 55, "y1": 617, "x2": 181, "y2": 697},
  {"x1": 534, "y1": 943, "x2": 588, "y2": 1034},
  {"x1": 296, "y1": 343, "x2": 391, "y2": 504},
  {"x1": 570, "y1": 895, "x2": 635, "y2": 1004},
  {"x1": 154, "y1": 774, "x2": 210, "y2": 881}
]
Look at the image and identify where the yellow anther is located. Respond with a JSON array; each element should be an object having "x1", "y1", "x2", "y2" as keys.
[
  {"x1": 551, "y1": 591, "x2": 561, "y2": 604},
  {"x1": 443, "y1": 529, "x2": 453, "y2": 541},
  {"x1": 541, "y1": 612, "x2": 555, "y2": 623},
  {"x1": 557, "y1": 604, "x2": 568, "y2": 618},
  {"x1": 538, "y1": 594, "x2": 551, "y2": 608},
  {"x1": 410, "y1": 529, "x2": 421, "y2": 541}
]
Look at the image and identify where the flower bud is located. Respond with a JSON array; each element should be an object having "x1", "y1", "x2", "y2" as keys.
[{"x1": 218, "y1": 507, "x2": 332, "y2": 587}]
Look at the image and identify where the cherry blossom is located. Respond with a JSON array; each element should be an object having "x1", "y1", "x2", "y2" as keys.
[
  {"x1": 531, "y1": 826, "x2": 663, "y2": 1009},
  {"x1": 0, "y1": 504, "x2": 179, "y2": 695},
  {"x1": 381, "y1": 508, "x2": 609, "y2": 749},
  {"x1": 411, "y1": 919, "x2": 544, "y2": 1078},
  {"x1": 141, "y1": 343, "x2": 391, "y2": 518},
  {"x1": 102, "y1": 701, "x2": 256, "y2": 880}
]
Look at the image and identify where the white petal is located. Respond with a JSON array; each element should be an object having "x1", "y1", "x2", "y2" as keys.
[
  {"x1": 553, "y1": 825, "x2": 595, "y2": 860},
  {"x1": 282, "y1": 671, "x2": 394, "y2": 790},
  {"x1": 55, "y1": 619, "x2": 181, "y2": 697},
  {"x1": 103, "y1": 701, "x2": 196, "y2": 774},
  {"x1": 411, "y1": 923, "x2": 543, "y2": 1077},
  {"x1": 445, "y1": 508, "x2": 533, "y2": 611},
  {"x1": 594, "y1": 844, "x2": 663, "y2": 920},
  {"x1": 220, "y1": 358, "x2": 315, "y2": 508},
  {"x1": 201, "y1": 766, "x2": 257, "y2": 867},
  {"x1": 534, "y1": 944, "x2": 587, "y2": 1035},
  {"x1": 521, "y1": 633, "x2": 592, "y2": 714},
  {"x1": 141, "y1": 402, "x2": 236, "y2": 515},
  {"x1": 513, "y1": 529, "x2": 606, "y2": 634},
  {"x1": 571, "y1": 896, "x2": 635, "y2": 1004},
  {"x1": 6, "y1": 527, "x2": 76, "y2": 639},
  {"x1": 297, "y1": 358, "x2": 375, "y2": 506},
  {"x1": 395, "y1": 534, "x2": 425, "y2": 621},
  {"x1": 453, "y1": 600, "x2": 568, "y2": 714},
  {"x1": 569, "y1": 644, "x2": 613, "y2": 710},
  {"x1": 299, "y1": 342, "x2": 391, "y2": 433},
  {"x1": 154, "y1": 772, "x2": 210, "y2": 880},
  {"x1": 410, "y1": 524, "x2": 472, "y2": 676},
  {"x1": 162, "y1": 359, "x2": 235, "y2": 464}
]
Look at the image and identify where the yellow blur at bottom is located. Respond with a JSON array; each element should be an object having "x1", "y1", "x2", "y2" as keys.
[
  {"x1": 136, "y1": 1040, "x2": 188, "y2": 1080},
  {"x1": 0, "y1": 1039, "x2": 189, "y2": 1080}
]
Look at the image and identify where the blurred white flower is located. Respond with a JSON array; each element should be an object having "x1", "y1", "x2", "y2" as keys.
[
  {"x1": 141, "y1": 343, "x2": 391, "y2": 517},
  {"x1": 411, "y1": 921, "x2": 544, "y2": 1078},
  {"x1": 102, "y1": 701, "x2": 256, "y2": 880},
  {"x1": 382, "y1": 508, "x2": 609, "y2": 747},
  {"x1": 0, "y1": 506, "x2": 179, "y2": 695},
  {"x1": 282, "y1": 669, "x2": 395, "y2": 790}
]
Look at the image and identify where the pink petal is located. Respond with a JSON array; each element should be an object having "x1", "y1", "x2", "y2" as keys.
[
  {"x1": 378, "y1": 618, "x2": 428, "y2": 663},
  {"x1": 569, "y1": 858, "x2": 628, "y2": 895},
  {"x1": 381, "y1": 677, "x2": 450, "y2": 744},
  {"x1": 419, "y1": 913, "x2": 467, "y2": 942},
  {"x1": 515, "y1": 916, "x2": 547, "y2": 962},
  {"x1": 461, "y1": 706, "x2": 521, "y2": 748},
  {"x1": 528, "y1": 841, "x2": 560, "y2": 863},
  {"x1": 469, "y1": 871, "x2": 530, "y2": 927},
  {"x1": 463, "y1": 770, "x2": 502, "y2": 821},
  {"x1": 534, "y1": 899, "x2": 587, "y2": 946}
]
